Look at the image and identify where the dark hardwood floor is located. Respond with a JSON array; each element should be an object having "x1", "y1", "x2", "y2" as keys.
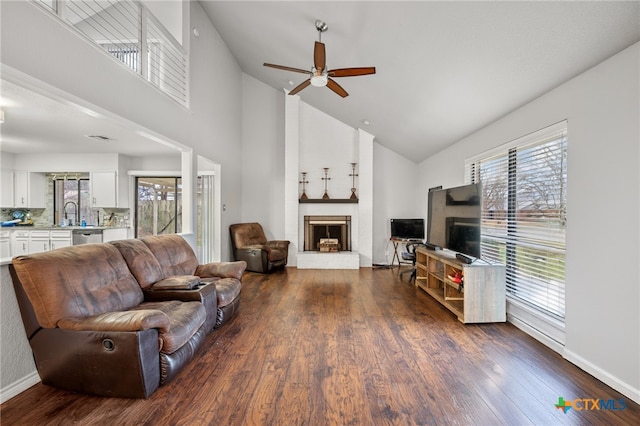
[{"x1": 2, "y1": 267, "x2": 639, "y2": 425}]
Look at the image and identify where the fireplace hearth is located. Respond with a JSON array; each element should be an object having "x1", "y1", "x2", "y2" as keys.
[{"x1": 304, "y1": 215, "x2": 351, "y2": 252}]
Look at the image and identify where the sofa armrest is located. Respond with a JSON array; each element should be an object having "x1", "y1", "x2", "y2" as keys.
[
  {"x1": 195, "y1": 261, "x2": 247, "y2": 280},
  {"x1": 143, "y1": 283, "x2": 218, "y2": 333},
  {"x1": 242, "y1": 244, "x2": 270, "y2": 252},
  {"x1": 152, "y1": 275, "x2": 200, "y2": 290},
  {"x1": 57, "y1": 310, "x2": 170, "y2": 333},
  {"x1": 268, "y1": 240, "x2": 290, "y2": 251},
  {"x1": 31, "y1": 327, "x2": 161, "y2": 398}
]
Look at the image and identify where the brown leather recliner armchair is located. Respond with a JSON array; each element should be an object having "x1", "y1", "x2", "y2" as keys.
[{"x1": 230, "y1": 222, "x2": 290, "y2": 273}]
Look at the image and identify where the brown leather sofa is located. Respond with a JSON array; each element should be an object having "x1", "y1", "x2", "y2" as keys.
[
  {"x1": 9, "y1": 234, "x2": 246, "y2": 398},
  {"x1": 229, "y1": 222, "x2": 290, "y2": 273},
  {"x1": 112, "y1": 235, "x2": 245, "y2": 330}
]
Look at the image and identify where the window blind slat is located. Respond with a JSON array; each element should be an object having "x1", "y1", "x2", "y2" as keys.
[{"x1": 468, "y1": 122, "x2": 567, "y2": 320}]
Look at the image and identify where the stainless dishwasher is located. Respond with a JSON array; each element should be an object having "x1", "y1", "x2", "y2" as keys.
[{"x1": 72, "y1": 228, "x2": 103, "y2": 245}]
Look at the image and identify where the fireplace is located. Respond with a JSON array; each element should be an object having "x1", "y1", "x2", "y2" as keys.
[{"x1": 304, "y1": 215, "x2": 351, "y2": 252}]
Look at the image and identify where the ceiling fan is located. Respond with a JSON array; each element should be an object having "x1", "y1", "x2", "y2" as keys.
[{"x1": 264, "y1": 20, "x2": 376, "y2": 98}]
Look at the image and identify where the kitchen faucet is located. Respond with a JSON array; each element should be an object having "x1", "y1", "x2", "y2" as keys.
[{"x1": 63, "y1": 201, "x2": 79, "y2": 226}]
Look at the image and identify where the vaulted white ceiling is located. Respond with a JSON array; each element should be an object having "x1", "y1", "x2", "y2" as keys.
[
  {"x1": 200, "y1": 1, "x2": 640, "y2": 162},
  {"x1": 0, "y1": 79, "x2": 179, "y2": 156},
  {"x1": 1, "y1": 1, "x2": 638, "y2": 162}
]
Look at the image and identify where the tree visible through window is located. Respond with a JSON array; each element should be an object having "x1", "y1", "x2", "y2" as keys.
[
  {"x1": 53, "y1": 177, "x2": 92, "y2": 226},
  {"x1": 135, "y1": 177, "x2": 182, "y2": 237},
  {"x1": 467, "y1": 122, "x2": 567, "y2": 320}
]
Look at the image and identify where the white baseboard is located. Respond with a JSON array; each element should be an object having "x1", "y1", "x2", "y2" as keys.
[
  {"x1": 507, "y1": 314, "x2": 565, "y2": 355},
  {"x1": 563, "y1": 349, "x2": 640, "y2": 405},
  {"x1": 0, "y1": 372, "x2": 40, "y2": 404}
]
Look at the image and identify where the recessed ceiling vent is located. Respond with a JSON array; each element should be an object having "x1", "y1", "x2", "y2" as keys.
[{"x1": 85, "y1": 135, "x2": 116, "y2": 142}]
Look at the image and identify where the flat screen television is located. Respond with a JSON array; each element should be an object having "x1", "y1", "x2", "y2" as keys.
[
  {"x1": 390, "y1": 218, "x2": 425, "y2": 240},
  {"x1": 427, "y1": 183, "x2": 481, "y2": 258}
]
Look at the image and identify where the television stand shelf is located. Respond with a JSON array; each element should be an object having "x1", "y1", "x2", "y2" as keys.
[{"x1": 415, "y1": 247, "x2": 506, "y2": 323}]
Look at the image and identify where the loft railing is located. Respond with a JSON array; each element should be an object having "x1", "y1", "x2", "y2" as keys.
[{"x1": 32, "y1": 0, "x2": 188, "y2": 106}]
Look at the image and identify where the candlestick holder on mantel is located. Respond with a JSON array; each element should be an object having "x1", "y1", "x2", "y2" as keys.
[
  {"x1": 299, "y1": 172, "x2": 309, "y2": 200},
  {"x1": 297, "y1": 165, "x2": 359, "y2": 203},
  {"x1": 349, "y1": 162, "x2": 358, "y2": 200},
  {"x1": 321, "y1": 168, "x2": 331, "y2": 200}
]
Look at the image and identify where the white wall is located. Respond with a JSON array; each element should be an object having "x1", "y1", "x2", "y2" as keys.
[
  {"x1": 0, "y1": 265, "x2": 38, "y2": 402},
  {"x1": 299, "y1": 103, "x2": 358, "y2": 200},
  {"x1": 372, "y1": 142, "x2": 420, "y2": 265},
  {"x1": 1, "y1": 0, "x2": 243, "y2": 260},
  {"x1": 240, "y1": 79, "x2": 420, "y2": 266},
  {"x1": 240, "y1": 74, "x2": 285, "y2": 240},
  {"x1": 418, "y1": 43, "x2": 640, "y2": 403},
  {"x1": 128, "y1": 154, "x2": 182, "y2": 171},
  {"x1": 143, "y1": 0, "x2": 183, "y2": 45},
  {"x1": 13, "y1": 153, "x2": 120, "y2": 172},
  {"x1": 0, "y1": 0, "x2": 243, "y2": 400}
]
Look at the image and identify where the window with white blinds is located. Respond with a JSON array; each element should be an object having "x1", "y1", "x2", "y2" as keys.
[{"x1": 466, "y1": 121, "x2": 567, "y2": 321}]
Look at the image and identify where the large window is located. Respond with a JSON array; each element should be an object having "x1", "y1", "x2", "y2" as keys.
[
  {"x1": 135, "y1": 175, "x2": 211, "y2": 259},
  {"x1": 135, "y1": 177, "x2": 182, "y2": 237},
  {"x1": 467, "y1": 122, "x2": 567, "y2": 322},
  {"x1": 53, "y1": 176, "x2": 92, "y2": 226}
]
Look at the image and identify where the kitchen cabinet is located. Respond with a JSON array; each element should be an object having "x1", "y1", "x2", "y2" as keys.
[
  {"x1": 14, "y1": 171, "x2": 27, "y2": 208},
  {"x1": 8, "y1": 229, "x2": 72, "y2": 256},
  {"x1": 1, "y1": 171, "x2": 14, "y2": 207},
  {"x1": 1, "y1": 230, "x2": 11, "y2": 259},
  {"x1": 103, "y1": 228, "x2": 128, "y2": 242},
  {"x1": 90, "y1": 171, "x2": 117, "y2": 207},
  {"x1": 13, "y1": 171, "x2": 47, "y2": 208},
  {"x1": 29, "y1": 230, "x2": 50, "y2": 254},
  {"x1": 11, "y1": 230, "x2": 29, "y2": 257},
  {"x1": 50, "y1": 230, "x2": 72, "y2": 250}
]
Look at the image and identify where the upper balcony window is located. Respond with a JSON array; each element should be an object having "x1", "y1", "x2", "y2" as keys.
[{"x1": 32, "y1": 0, "x2": 188, "y2": 106}]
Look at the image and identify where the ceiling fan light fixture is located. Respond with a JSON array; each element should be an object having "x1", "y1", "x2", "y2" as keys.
[
  {"x1": 310, "y1": 74, "x2": 328, "y2": 87},
  {"x1": 310, "y1": 67, "x2": 328, "y2": 87}
]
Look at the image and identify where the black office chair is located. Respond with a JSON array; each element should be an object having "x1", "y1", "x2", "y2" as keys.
[{"x1": 399, "y1": 242, "x2": 421, "y2": 282}]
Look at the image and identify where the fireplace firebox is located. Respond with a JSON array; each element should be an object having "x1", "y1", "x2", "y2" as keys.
[{"x1": 304, "y1": 215, "x2": 351, "y2": 252}]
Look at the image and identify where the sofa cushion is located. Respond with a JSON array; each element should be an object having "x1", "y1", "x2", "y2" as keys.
[
  {"x1": 110, "y1": 239, "x2": 164, "y2": 289},
  {"x1": 141, "y1": 235, "x2": 199, "y2": 278},
  {"x1": 134, "y1": 300, "x2": 206, "y2": 354},
  {"x1": 202, "y1": 277, "x2": 241, "y2": 308},
  {"x1": 57, "y1": 309, "x2": 170, "y2": 332},
  {"x1": 195, "y1": 261, "x2": 247, "y2": 281},
  {"x1": 12, "y1": 244, "x2": 143, "y2": 328}
]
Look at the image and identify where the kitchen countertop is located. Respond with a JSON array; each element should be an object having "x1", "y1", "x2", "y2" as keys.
[{"x1": 2, "y1": 226, "x2": 128, "y2": 231}]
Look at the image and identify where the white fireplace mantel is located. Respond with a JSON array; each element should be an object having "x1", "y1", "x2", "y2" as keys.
[{"x1": 283, "y1": 93, "x2": 374, "y2": 268}]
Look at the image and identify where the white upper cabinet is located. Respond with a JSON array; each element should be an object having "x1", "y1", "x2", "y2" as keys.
[
  {"x1": 1, "y1": 171, "x2": 14, "y2": 207},
  {"x1": 90, "y1": 171, "x2": 118, "y2": 207},
  {"x1": 11, "y1": 171, "x2": 46, "y2": 209}
]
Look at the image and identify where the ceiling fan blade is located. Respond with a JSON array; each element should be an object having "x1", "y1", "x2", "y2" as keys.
[
  {"x1": 263, "y1": 63, "x2": 311, "y2": 74},
  {"x1": 314, "y1": 41, "x2": 326, "y2": 71},
  {"x1": 326, "y1": 78, "x2": 348, "y2": 98},
  {"x1": 288, "y1": 79, "x2": 311, "y2": 96},
  {"x1": 328, "y1": 67, "x2": 376, "y2": 77}
]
